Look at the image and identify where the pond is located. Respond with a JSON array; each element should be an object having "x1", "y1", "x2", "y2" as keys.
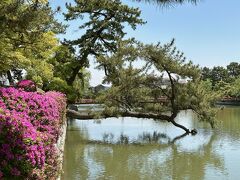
[{"x1": 62, "y1": 107, "x2": 240, "y2": 180}]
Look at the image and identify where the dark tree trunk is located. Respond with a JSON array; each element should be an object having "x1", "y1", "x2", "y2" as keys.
[
  {"x1": 67, "y1": 66, "x2": 81, "y2": 86},
  {"x1": 7, "y1": 71, "x2": 14, "y2": 86},
  {"x1": 170, "y1": 119, "x2": 190, "y2": 134},
  {"x1": 67, "y1": 109, "x2": 195, "y2": 134}
]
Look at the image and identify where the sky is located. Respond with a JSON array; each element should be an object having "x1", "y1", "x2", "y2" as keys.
[{"x1": 50, "y1": 0, "x2": 240, "y2": 86}]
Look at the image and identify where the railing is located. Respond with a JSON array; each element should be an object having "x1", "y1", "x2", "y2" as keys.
[
  {"x1": 75, "y1": 99, "x2": 98, "y2": 104},
  {"x1": 76, "y1": 97, "x2": 169, "y2": 105}
]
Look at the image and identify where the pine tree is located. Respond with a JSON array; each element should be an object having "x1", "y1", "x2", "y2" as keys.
[{"x1": 64, "y1": 0, "x2": 145, "y2": 86}]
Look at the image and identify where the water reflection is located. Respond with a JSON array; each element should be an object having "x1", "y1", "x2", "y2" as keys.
[
  {"x1": 63, "y1": 107, "x2": 240, "y2": 180},
  {"x1": 98, "y1": 131, "x2": 187, "y2": 145}
]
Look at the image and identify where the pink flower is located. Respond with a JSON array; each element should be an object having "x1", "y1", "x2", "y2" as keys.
[
  {"x1": 0, "y1": 87, "x2": 66, "y2": 179},
  {"x1": 17, "y1": 80, "x2": 36, "y2": 92},
  {"x1": 11, "y1": 167, "x2": 21, "y2": 176}
]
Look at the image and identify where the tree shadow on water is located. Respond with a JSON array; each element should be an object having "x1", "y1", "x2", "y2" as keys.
[{"x1": 97, "y1": 131, "x2": 189, "y2": 145}]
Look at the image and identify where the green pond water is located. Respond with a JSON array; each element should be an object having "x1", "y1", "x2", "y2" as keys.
[{"x1": 62, "y1": 107, "x2": 240, "y2": 180}]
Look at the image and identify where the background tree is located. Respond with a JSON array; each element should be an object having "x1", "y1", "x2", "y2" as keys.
[
  {"x1": 210, "y1": 66, "x2": 229, "y2": 86},
  {"x1": 0, "y1": 0, "x2": 92, "y2": 102},
  {"x1": 228, "y1": 79, "x2": 240, "y2": 98},
  {"x1": 201, "y1": 67, "x2": 212, "y2": 81},
  {"x1": 201, "y1": 66, "x2": 229, "y2": 87},
  {"x1": 201, "y1": 62, "x2": 240, "y2": 99},
  {"x1": 0, "y1": 0, "x2": 64, "y2": 85},
  {"x1": 46, "y1": 44, "x2": 91, "y2": 102},
  {"x1": 227, "y1": 62, "x2": 240, "y2": 78}
]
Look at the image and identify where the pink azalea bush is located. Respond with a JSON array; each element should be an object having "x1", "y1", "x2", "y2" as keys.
[
  {"x1": 17, "y1": 80, "x2": 37, "y2": 92},
  {"x1": 0, "y1": 87, "x2": 66, "y2": 179}
]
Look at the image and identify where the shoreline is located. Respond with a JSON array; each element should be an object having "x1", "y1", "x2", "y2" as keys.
[{"x1": 57, "y1": 115, "x2": 68, "y2": 180}]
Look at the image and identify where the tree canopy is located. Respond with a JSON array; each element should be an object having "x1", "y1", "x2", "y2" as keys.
[
  {"x1": 201, "y1": 62, "x2": 240, "y2": 99},
  {"x1": 93, "y1": 40, "x2": 217, "y2": 133},
  {"x1": 64, "y1": 0, "x2": 145, "y2": 85},
  {"x1": 0, "y1": 0, "x2": 92, "y2": 102},
  {"x1": 0, "y1": 0, "x2": 63, "y2": 85}
]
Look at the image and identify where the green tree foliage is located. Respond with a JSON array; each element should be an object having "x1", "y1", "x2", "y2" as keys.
[
  {"x1": 97, "y1": 40, "x2": 217, "y2": 133},
  {"x1": 0, "y1": 0, "x2": 64, "y2": 85},
  {"x1": 47, "y1": 45, "x2": 91, "y2": 102},
  {"x1": 201, "y1": 62, "x2": 240, "y2": 99},
  {"x1": 227, "y1": 62, "x2": 240, "y2": 78},
  {"x1": 132, "y1": 0, "x2": 199, "y2": 6},
  {"x1": 64, "y1": 0, "x2": 145, "y2": 85},
  {"x1": 228, "y1": 79, "x2": 240, "y2": 98},
  {"x1": 202, "y1": 62, "x2": 240, "y2": 85},
  {"x1": 210, "y1": 66, "x2": 229, "y2": 86},
  {"x1": 0, "y1": 0, "x2": 101, "y2": 103},
  {"x1": 201, "y1": 67, "x2": 212, "y2": 81}
]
